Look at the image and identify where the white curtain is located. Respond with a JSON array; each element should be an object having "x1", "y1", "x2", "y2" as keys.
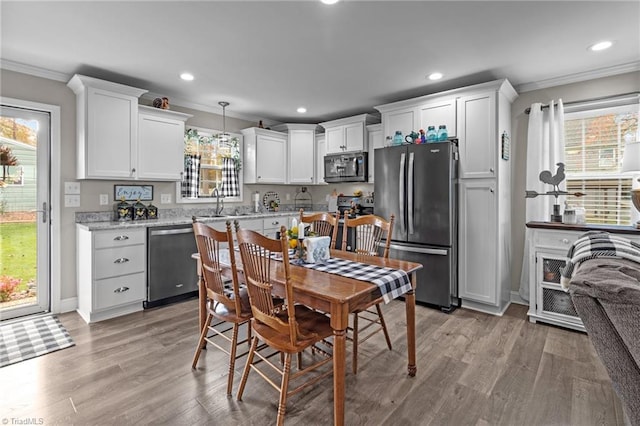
[{"x1": 519, "y1": 99, "x2": 565, "y2": 301}]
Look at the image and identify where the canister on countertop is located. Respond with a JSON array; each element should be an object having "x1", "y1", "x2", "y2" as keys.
[
  {"x1": 115, "y1": 196, "x2": 133, "y2": 221},
  {"x1": 563, "y1": 208, "x2": 576, "y2": 225},
  {"x1": 146, "y1": 202, "x2": 158, "y2": 219},
  {"x1": 133, "y1": 198, "x2": 147, "y2": 220}
]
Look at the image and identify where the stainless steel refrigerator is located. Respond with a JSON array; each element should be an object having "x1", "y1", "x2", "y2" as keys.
[{"x1": 374, "y1": 140, "x2": 458, "y2": 310}]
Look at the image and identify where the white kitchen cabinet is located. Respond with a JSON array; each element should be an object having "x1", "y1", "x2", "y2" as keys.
[
  {"x1": 526, "y1": 224, "x2": 640, "y2": 332},
  {"x1": 456, "y1": 80, "x2": 517, "y2": 315},
  {"x1": 320, "y1": 114, "x2": 379, "y2": 154},
  {"x1": 366, "y1": 123, "x2": 383, "y2": 183},
  {"x1": 315, "y1": 133, "x2": 327, "y2": 185},
  {"x1": 419, "y1": 98, "x2": 456, "y2": 138},
  {"x1": 271, "y1": 123, "x2": 318, "y2": 185},
  {"x1": 457, "y1": 92, "x2": 496, "y2": 179},
  {"x1": 138, "y1": 105, "x2": 191, "y2": 181},
  {"x1": 384, "y1": 108, "x2": 416, "y2": 143},
  {"x1": 77, "y1": 227, "x2": 146, "y2": 323},
  {"x1": 68, "y1": 74, "x2": 148, "y2": 180},
  {"x1": 242, "y1": 127, "x2": 287, "y2": 184},
  {"x1": 458, "y1": 180, "x2": 499, "y2": 307}
]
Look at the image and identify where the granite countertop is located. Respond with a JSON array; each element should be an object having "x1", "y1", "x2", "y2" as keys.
[{"x1": 76, "y1": 211, "x2": 311, "y2": 231}]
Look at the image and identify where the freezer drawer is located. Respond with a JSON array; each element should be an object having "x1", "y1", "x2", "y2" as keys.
[{"x1": 388, "y1": 242, "x2": 457, "y2": 309}]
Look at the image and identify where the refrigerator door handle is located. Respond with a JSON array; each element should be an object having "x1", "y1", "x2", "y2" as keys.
[
  {"x1": 408, "y1": 152, "x2": 415, "y2": 234},
  {"x1": 399, "y1": 152, "x2": 406, "y2": 234},
  {"x1": 389, "y1": 243, "x2": 448, "y2": 256}
]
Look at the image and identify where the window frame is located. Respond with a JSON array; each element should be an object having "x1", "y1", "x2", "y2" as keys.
[
  {"x1": 175, "y1": 125, "x2": 244, "y2": 204},
  {"x1": 563, "y1": 99, "x2": 639, "y2": 225}
]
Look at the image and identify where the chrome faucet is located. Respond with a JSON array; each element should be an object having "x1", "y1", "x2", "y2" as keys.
[{"x1": 212, "y1": 188, "x2": 224, "y2": 216}]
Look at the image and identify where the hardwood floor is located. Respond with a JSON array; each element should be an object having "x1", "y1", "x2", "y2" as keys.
[{"x1": 0, "y1": 300, "x2": 625, "y2": 425}]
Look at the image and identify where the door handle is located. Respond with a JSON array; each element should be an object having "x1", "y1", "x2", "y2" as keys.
[
  {"x1": 31, "y1": 202, "x2": 48, "y2": 223},
  {"x1": 408, "y1": 152, "x2": 414, "y2": 235},
  {"x1": 399, "y1": 152, "x2": 406, "y2": 235}
]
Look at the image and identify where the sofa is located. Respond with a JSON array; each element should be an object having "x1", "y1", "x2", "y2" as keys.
[{"x1": 568, "y1": 258, "x2": 640, "y2": 425}]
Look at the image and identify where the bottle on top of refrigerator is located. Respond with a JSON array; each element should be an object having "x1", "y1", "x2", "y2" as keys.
[
  {"x1": 426, "y1": 126, "x2": 437, "y2": 143},
  {"x1": 437, "y1": 125, "x2": 448, "y2": 141}
]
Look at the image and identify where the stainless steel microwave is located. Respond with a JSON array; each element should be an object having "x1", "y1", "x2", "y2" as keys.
[{"x1": 324, "y1": 152, "x2": 368, "y2": 183}]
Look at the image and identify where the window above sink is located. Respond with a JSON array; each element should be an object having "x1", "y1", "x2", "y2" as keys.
[{"x1": 176, "y1": 126, "x2": 244, "y2": 204}]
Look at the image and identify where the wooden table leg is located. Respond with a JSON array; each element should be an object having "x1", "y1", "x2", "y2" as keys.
[
  {"x1": 333, "y1": 328, "x2": 346, "y2": 426},
  {"x1": 406, "y1": 274, "x2": 417, "y2": 377}
]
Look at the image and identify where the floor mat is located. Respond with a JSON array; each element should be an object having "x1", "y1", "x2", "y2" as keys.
[{"x1": 0, "y1": 315, "x2": 75, "y2": 368}]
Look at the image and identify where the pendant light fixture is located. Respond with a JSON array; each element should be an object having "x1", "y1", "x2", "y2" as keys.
[{"x1": 219, "y1": 101, "x2": 229, "y2": 142}]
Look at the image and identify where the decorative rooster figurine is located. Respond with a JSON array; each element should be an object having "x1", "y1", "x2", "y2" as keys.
[{"x1": 539, "y1": 163, "x2": 565, "y2": 194}]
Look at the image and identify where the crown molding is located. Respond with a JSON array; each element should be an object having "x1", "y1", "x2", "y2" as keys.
[
  {"x1": 516, "y1": 61, "x2": 640, "y2": 93},
  {"x1": 0, "y1": 59, "x2": 68, "y2": 82}
]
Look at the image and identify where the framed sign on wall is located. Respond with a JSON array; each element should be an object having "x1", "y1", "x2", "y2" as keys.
[{"x1": 114, "y1": 185, "x2": 154, "y2": 201}]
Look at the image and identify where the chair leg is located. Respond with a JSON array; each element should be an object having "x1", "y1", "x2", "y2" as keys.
[
  {"x1": 226, "y1": 323, "x2": 239, "y2": 396},
  {"x1": 352, "y1": 312, "x2": 359, "y2": 374},
  {"x1": 192, "y1": 313, "x2": 212, "y2": 369},
  {"x1": 277, "y1": 353, "x2": 292, "y2": 426},
  {"x1": 237, "y1": 335, "x2": 258, "y2": 401},
  {"x1": 376, "y1": 303, "x2": 392, "y2": 350}
]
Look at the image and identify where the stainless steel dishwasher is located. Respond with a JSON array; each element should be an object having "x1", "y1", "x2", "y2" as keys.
[{"x1": 145, "y1": 224, "x2": 199, "y2": 309}]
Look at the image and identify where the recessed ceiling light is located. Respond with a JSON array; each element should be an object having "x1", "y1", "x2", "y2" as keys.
[
  {"x1": 297, "y1": 107, "x2": 307, "y2": 114},
  {"x1": 428, "y1": 72, "x2": 443, "y2": 81},
  {"x1": 588, "y1": 41, "x2": 613, "y2": 51},
  {"x1": 321, "y1": 0, "x2": 339, "y2": 4},
  {"x1": 180, "y1": 73, "x2": 194, "y2": 81}
]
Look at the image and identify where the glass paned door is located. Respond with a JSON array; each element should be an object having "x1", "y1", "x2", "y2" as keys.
[{"x1": 0, "y1": 104, "x2": 50, "y2": 320}]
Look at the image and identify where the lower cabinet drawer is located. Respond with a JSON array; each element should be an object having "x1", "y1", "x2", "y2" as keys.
[
  {"x1": 534, "y1": 230, "x2": 578, "y2": 250},
  {"x1": 94, "y1": 228, "x2": 146, "y2": 249},
  {"x1": 94, "y1": 245, "x2": 145, "y2": 279},
  {"x1": 94, "y1": 273, "x2": 146, "y2": 310}
]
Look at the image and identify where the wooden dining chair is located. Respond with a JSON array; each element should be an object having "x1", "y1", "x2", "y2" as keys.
[
  {"x1": 299, "y1": 208, "x2": 339, "y2": 248},
  {"x1": 235, "y1": 224, "x2": 333, "y2": 426},
  {"x1": 341, "y1": 213, "x2": 395, "y2": 374},
  {"x1": 191, "y1": 220, "x2": 252, "y2": 396}
]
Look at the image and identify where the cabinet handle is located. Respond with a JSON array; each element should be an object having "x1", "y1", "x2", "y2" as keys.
[
  {"x1": 114, "y1": 257, "x2": 130, "y2": 264},
  {"x1": 272, "y1": 221, "x2": 279, "y2": 225},
  {"x1": 114, "y1": 286, "x2": 129, "y2": 293},
  {"x1": 489, "y1": 188, "x2": 495, "y2": 193},
  {"x1": 131, "y1": 168, "x2": 136, "y2": 173},
  {"x1": 489, "y1": 168, "x2": 495, "y2": 173},
  {"x1": 562, "y1": 238, "x2": 570, "y2": 244},
  {"x1": 113, "y1": 235, "x2": 129, "y2": 241}
]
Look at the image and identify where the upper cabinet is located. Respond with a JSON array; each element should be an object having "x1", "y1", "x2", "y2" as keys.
[
  {"x1": 315, "y1": 133, "x2": 327, "y2": 185},
  {"x1": 319, "y1": 113, "x2": 379, "y2": 154},
  {"x1": 377, "y1": 95, "x2": 456, "y2": 143},
  {"x1": 67, "y1": 74, "x2": 191, "y2": 181},
  {"x1": 242, "y1": 127, "x2": 287, "y2": 184},
  {"x1": 138, "y1": 106, "x2": 191, "y2": 180},
  {"x1": 272, "y1": 123, "x2": 319, "y2": 185},
  {"x1": 366, "y1": 124, "x2": 383, "y2": 183}
]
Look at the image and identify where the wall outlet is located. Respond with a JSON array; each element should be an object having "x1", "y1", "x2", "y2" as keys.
[
  {"x1": 64, "y1": 194, "x2": 80, "y2": 208},
  {"x1": 64, "y1": 181, "x2": 81, "y2": 194},
  {"x1": 99, "y1": 194, "x2": 109, "y2": 205},
  {"x1": 160, "y1": 193, "x2": 171, "y2": 204}
]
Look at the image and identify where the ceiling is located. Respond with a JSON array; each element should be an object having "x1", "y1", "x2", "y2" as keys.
[{"x1": 1, "y1": 1, "x2": 639, "y2": 124}]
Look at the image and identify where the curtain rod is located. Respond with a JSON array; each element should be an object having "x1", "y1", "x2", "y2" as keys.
[{"x1": 524, "y1": 91, "x2": 640, "y2": 115}]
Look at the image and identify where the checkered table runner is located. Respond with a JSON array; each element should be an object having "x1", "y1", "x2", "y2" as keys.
[
  {"x1": 226, "y1": 248, "x2": 411, "y2": 303},
  {"x1": 298, "y1": 257, "x2": 411, "y2": 303}
]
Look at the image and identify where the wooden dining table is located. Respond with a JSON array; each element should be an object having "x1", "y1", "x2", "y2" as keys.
[{"x1": 192, "y1": 248, "x2": 423, "y2": 426}]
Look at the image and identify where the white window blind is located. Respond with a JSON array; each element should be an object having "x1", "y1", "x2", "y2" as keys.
[{"x1": 564, "y1": 103, "x2": 639, "y2": 225}]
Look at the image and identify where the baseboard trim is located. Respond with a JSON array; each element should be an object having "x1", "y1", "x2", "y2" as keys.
[
  {"x1": 461, "y1": 299, "x2": 511, "y2": 316},
  {"x1": 58, "y1": 297, "x2": 78, "y2": 314},
  {"x1": 510, "y1": 291, "x2": 528, "y2": 306}
]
